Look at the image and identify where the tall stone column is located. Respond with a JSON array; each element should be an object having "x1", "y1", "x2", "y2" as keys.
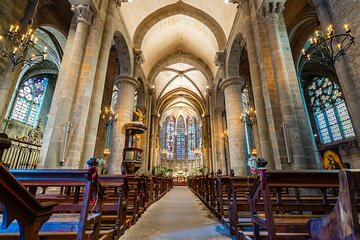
[
  {"x1": 39, "y1": 4, "x2": 92, "y2": 168},
  {"x1": 149, "y1": 113, "x2": 158, "y2": 172},
  {"x1": 264, "y1": 7, "x2": 307, "y2": 169},
  {"x1": 220, "y1": 77, "x2": 247, "y2": 175},
  {"x1": 242, "y1": 0, "x2": 274, "y2": 168},
  {"x1": 66, "y1": 0, "x2": 109, "y2": 168},
  {"x1": 82, "y1": 0, "x2": 117, "y2": 162},
  {"x1": 313, "y1": 0, "x2": 360, "y2": 144},
  {"x1": 108, "y1": 76, "x2": 140, "y2": 174}
]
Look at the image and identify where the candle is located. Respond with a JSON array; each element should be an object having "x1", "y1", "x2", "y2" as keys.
[
  {"x1": 13, "y1": 47, "x2": 18, "y2": 54},
  {"x1": 30, "y1": 34, "x2": 34, "y2": 41},
  {"x1": 43, "y1": 53, "x2": 48, "y2": 60},
  {"x1": 14, "y1": 26, "x2": 19, "y2": 32},
  {"x1": 315, "y1": 31, "x2": 319, "y2": 37},
  {"x1": 34, "y1": 38, "x2": 38, "y2": 44},
  {"x1": 302, "y1": 49, "x2": 305, "y2": 55},
  {"x1": 43, "y1": 46, "x2": 48, "y2": 53},
  {"x1": 27, "y1": 28, "x2": 33, "y2": 36},
  {"x1": 338, "y1": 44, "x2": 341, "y2": 50},
  {"x1": 21, "y1": 34, "x2": 25, "y2": 41},
  {"x1": 31, "y1": 53, "x2": 35, "y2": 60},
  {"x1": 9, "y1": 25, "x2": 14, "y2": 32},
  {"x1": 309, "y1": 38, "x2": 313, "y2": 44},
  {"x1": 344, "y1": 24, "x2": 349, "y2": 32}
]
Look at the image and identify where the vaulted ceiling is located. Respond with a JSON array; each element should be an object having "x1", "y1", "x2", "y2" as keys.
[{"x1": 120, "y1": 0, "x2": 238, "y2": 119}]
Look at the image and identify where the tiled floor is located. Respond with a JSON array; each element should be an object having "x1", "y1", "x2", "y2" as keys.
[{"x1": 120, "y1": 186, "x2": 234, "y2": 240}]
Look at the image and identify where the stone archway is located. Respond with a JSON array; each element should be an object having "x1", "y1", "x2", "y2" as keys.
[{"x1": 133, "y1": 1, "x2": 226, "y2": 51}]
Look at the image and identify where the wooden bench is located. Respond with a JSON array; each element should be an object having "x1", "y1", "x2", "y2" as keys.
[
  {"x1": 0, "y1": 162, "x2": 57, "y2": 240},
  {"x1": 308, "y1": 169, "x2": 360, "y2": 239},
  {"x1": 2, "y1": 168, "x2": 105, "y2": 240},
  {"x1": 249, "y1": 170, "x2": 339, "y2": 240},
  {"x1": 228, "y1": 176, "x2": 256, "y2": 239},
  {"x1": 7, "y1": 169, "x2": 104, "y2": 239},
  {"x1": 98, "y1": 175, "x2": 129, "y2": 240}
]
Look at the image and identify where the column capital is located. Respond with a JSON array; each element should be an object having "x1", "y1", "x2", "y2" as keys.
[
  {"x1": 70, "y1": 3, "x2": 93, "y2": 25},
  {"x1": 114, "y1": 0, "x2": 132, "y2": 7},
  {"x1": 219, "y1": 76, "x2": 246, "y2": 91},
  {"x1": 260, "y1": 1, "x2": 284, "y2": 21},
  {"x1": 134, "y1": 50, "x2": 145, "y2": 69},
  {"x1": 214, "y1": 52, "x2": 226, "y2": 69},
  {"x1": 114, "y1": 75, "x2": 140, "y2": 89}
]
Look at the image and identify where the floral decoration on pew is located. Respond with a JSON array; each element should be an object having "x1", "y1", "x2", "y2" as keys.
[
  {"x1": 87, "y1": 158, "x2": 100, "y2": 204},
  {"x1": 247, "y1": 156, "x2": 268, "y2": 179}
]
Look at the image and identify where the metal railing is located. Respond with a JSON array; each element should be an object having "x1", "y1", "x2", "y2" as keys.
[{"x1": 1, "y1": 138, "x2": 41, "y2": 169}]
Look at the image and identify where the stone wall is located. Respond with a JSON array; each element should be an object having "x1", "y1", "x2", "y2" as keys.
[{"x1": 328, "y1": 0, "x2": 360, "y2": 90}]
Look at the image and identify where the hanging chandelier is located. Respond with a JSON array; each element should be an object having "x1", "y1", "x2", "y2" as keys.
[
  {"x1": 301, "y1": 24, "x2": 354, "y2": 66},
  {"x1": 0, "y1": 20, "x2": 48, "y2": 71},
  {"x1": 240, "y1": 107, "x2": 257, "y2": 126},
  {"x1": 101, "y1": 106, "x2": 118, "y2": 126}
]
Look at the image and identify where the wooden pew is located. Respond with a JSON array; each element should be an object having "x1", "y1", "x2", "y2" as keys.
[
  {"x1": 98, "y1": 175, "x2": 129, "y2": 240},
  {"x1": 0, "y1": 163, "x2": 57, "y2": 240},
  {"x1": 248, "y1": 170, "x2": 339, "y2": 240},
  {"x1": 227, "y1": 176, "x2": 256, "y2": 239},
  {"x1": 2, "y1": 168, "x2": 105, "y2": 240},
  {"x1": 308, "y1": 169, "x2": 360, "y2": 240},
  {"x1": 215, "y1": 176, "x2": 231, "y2": 223},
  {"x1": 0, "y1": 133, "x2": 11, "y2": 161}
]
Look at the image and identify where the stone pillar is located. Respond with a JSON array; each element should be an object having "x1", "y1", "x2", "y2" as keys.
[
  {"x1": 149, "y1": 113, "x2": 158, "y2": 172},
  {"x1": 264, "y1": 7, "x2": 307, "y2": 169},
  {"x1": 82, "y1": 0, "x2": 117, "y2": 162},
  {"x1": 220, "y1": 77, "x2": 247, "y2": 175},
  {"x1": 108, "y1": 76, "x2": 140, "y2": 174},
  {"x1": 214, "y1": 107, "x2": 226, "y2": 172},
  {"x1": 66, "y1": 0, "x2": 109, "y2": 168},
  {"x1": 313, "y1": 0, "x2": 360, "y2": 144},
  {"x1": 242, "y1": 0, "x2": 275, "y2": 168},
  {"x1": 39, "y1": 4, "x2": 92, "y2": 168}
]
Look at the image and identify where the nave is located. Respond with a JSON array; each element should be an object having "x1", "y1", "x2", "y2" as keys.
[{"x1": 121, "y1": 186, "x2": 233, "y2": 240}]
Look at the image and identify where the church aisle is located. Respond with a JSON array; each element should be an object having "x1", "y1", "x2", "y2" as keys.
[{"x1": 120, "y1": 186, "x2": 234, "y2": 240}]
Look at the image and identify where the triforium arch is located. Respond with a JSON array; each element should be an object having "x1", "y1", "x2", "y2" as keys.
[
  {"x1": 226, "y1": 32, "x2": 245, "y2": 78},
  {"x1": 113, "y1": 31, "x2": 133, "y2": 77},
  {"x1": 133, "y1": 1, "x2": 226, "y2": 51}
]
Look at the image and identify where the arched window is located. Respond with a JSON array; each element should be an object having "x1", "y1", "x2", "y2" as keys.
[
  {"x1": 166, "y1": 117, "x2": 175, "y2": 159},
  {"x1": 10, "y1": 76, "x2": 48, "y2": 126},
  {"x1": 307, "y1": 76, "x2": 355, "y2": 144},
  {"x1": 188, "y1": 117, "x2": 196, "y2": 159},
  {"x1": 160, "y1": 121, "x2": 167, "y2": 151},
  {"x1": 195, "y1": 119, "x2": 201, "y2": 148},
  {"x1": 176, "y1": 116, "x2": 186, "y2": 159}
]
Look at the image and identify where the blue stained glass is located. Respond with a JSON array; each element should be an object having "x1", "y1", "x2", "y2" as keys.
[
  {"x1": 188, "y1": 118, "x2": 196, "y2": 159},
  {"x1": 307, "y1": 76, "x2": 355, "y2": 144},
  {"x1": 11, "y1": 76, "x2": 48, "y2": 126},
  {"x1": 176, "y1": 116, "x2": 186, "y2": 160},
  {"x1": 166, "y1": 117, "x2": 175, "y2": 159}
]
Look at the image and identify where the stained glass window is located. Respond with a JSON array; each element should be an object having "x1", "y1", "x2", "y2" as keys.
[
  {"x1": 188, "y1": 118, "x2": 196, "y2": 159},
  {"x1": 160, "y1": 121, "x2": 167, "y2": 150},
  {"x1": 195, "y1": 119, "x2": 201, "y2": 148},
  {"x1": 176, "y1": 116, "x2": 186, "y2": 159},
  {"x1": 307, "y1": 76, "x2": 355, "y2": 144},
  {"x1": 166, "y1": 117, "x2": 175, "y2": 159},
  {"x1": 11, "y1": 76, "x2": 48, "y2": 126}
]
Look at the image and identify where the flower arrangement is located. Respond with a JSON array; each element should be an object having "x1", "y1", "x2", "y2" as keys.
[{"x1": 248, "y1": 155, "x2": 259, "y2": 174}]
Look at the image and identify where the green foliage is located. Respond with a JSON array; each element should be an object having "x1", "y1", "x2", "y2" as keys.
[
  {"x1": 195, "y1": 166, "x2": 208, "y2": 175},
  {"x1": 152, "y1": 165, "x2": 171, "y2": 176}
]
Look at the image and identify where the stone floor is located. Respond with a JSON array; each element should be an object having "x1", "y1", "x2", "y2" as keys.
[{"x1": 120, "y1": 186, "x2": 235, "y2": 240}]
